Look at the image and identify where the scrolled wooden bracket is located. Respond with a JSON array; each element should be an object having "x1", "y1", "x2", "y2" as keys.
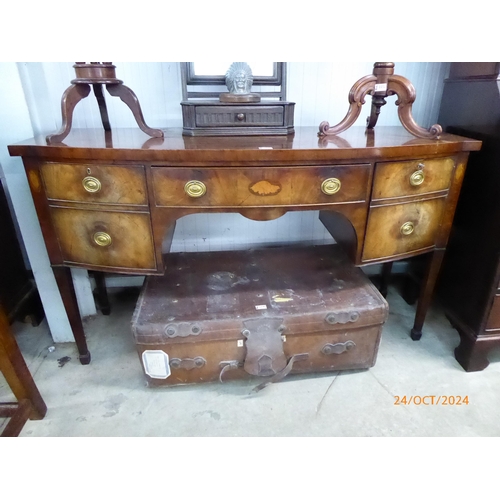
[{"x1": 318, "y1": 62, "x2": 442, "y2": 140}]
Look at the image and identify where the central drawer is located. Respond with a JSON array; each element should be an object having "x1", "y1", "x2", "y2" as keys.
[
  {"x1": 152, "y1": 165, "x2": 371, "y2": 207},
  {"x1": 195, "y1": 105, "x2": 284, "y2": 127}
]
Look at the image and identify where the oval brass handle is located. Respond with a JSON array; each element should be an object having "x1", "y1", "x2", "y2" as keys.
[
  {"x1": 410, "y1": 170, "x2": 425, "y2": 186},
  {"x1": 321, "y1": 178, "x2": 341, "y2": 195},
  {"x1": 184, "y1": 180, "x2": 207, "y2": 198},
  {"x1": 400, "y1": 221, "x2": 415, "y2": 236},
  {"x1": 93, "y1": 231, "x2": 112, "y2": 247},
  {"x1": 82, "y1": 176, "x2": 101, "y2": 193}
]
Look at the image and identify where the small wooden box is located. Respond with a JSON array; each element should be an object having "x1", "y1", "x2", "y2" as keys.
[
  {"x1": 131, "y1": 245, "x2": 388, "y2": 388},
  {"x1": 181, "y1": 101, "x2": 295, "y2": 136}
]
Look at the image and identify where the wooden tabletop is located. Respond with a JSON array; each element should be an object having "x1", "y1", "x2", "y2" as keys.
[{"x1": 8, "y1": 126, "x2": 482, "y2": 164}]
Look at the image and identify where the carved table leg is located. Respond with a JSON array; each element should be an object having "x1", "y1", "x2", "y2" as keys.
[
  {"x1": 380, "y1": 261, "x2": 393, "y2": 298},
  {"x1": 106, "y1": 83, "x2": 163, "y2": 138},
  {"x1": 53, "y1": 267, "x2": 91, "y2": 364},
  {"x1": 0, "y1": 305, "x2": 47, "y2": 421},
  {"x1": 410, "y1": 249, "x2": 445, "y2": 341},
  {"x1": 46, "y1": 84, "x2": 91, "y2": 144},
  {"x1": 92, "y1": 271, "x2": 110, "y2": 316},
  {"x1": 92, "y1": 84, "x2": 111, "y2": 131}
]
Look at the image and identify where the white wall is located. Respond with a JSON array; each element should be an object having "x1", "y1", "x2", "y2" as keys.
[{"x1": 1, "y1": 62, "x2": 450, "y2": 342}]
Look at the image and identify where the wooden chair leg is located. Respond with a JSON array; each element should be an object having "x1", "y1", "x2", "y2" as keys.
[
  {"x1": 410, "y1": 249, "x2": 445, "y2": 340},
  {"x1": 46, "y1": 84, "x2": 91, "y2": 144},
  {"x1": 106, "y1": 83, "x2": 163, "y2": 138},
  {"x1": 53, "y1": 267, "x2": 91, "y2": 364},
  {"x1": 0, "y1": 306, "x2": 47, "y2": 421},
  {"x1": 0, "y1": 400, "x2": 32, "y2": 437}
]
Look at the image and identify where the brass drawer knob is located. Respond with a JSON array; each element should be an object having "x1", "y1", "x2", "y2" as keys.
[
  {"x1": 93, "y1": 231, "x2": 112, "y2": 247},
  {"x1": 82, "y1": 176, "x2": 101, "y2": 193},
  {"x1": 410, "y1": 170, "x2": 425, "y2": 186},
  {"x1": 321, "y1": 178, "x2": 341, "y2": 195},
  {"x1": 236, "y1": 113, "x2": 245, "y2": 121},
  {"x1": 184, "y1": 180, "x2": 207, "y2": 198},
  {"x1": 400, "y1": 221, "x2": 415, "y2": 236}
]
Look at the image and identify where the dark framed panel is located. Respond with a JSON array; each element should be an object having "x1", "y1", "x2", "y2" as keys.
[
  {"x1": 181, "y1": 62, "x2": 287, "y2": 101},
  {"x1": 185, "y1": 62, "x2": 283, "y2": 86}
]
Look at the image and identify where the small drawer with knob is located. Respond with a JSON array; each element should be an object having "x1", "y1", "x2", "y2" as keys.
[
  {"x1": 40, "y1": 162, "x2": 148, "y2": 206},
  {"x1": 152, "y1": 164, "x2": 371, "y2": 207},
  {"x1": 372, "y1": 157, "x2": 455, "y2": 200},
  {"x1": 49, "y1": 206, "x2": 157, "y2": 271},
  {"x1": 362, "y1": 197, "x2": 447, "y2": 261},
  {"x1": 195, "y1": 105, "x2": 284, "y2": 127}
]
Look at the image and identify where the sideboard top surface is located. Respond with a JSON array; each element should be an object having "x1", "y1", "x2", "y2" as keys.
[{"x1": 8, "y1": 126, "x2": 481, "y2": 164}]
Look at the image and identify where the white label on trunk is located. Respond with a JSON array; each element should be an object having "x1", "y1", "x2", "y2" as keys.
[
  {"x1": 142, "y1": 350, "x2": 171, "y2": 379},
  {"x1": 255, "y1": 304, "x2": 267, "y2": 310}
]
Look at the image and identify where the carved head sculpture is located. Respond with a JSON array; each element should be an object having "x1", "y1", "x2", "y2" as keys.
[{"x1": 225, "y1": 62, "x2": 253, "y2": 94}]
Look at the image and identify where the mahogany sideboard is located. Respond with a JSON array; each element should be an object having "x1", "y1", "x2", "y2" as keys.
[{"x1": 8, "y1": 126, "x2": 481, "y2": 364}]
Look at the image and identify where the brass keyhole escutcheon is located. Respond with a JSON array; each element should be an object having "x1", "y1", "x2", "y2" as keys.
[
  {"x1": 93, "y1": 231, "x2": 112, "y2": 247},
  {"x1": 321, "y1": 178, "x2": 341, "y2": 195},
  {"x1": 400, "y1": 222, "x2": 415, "y2": 236},
  {"x1": 184, "y1": 180, "x2": 207, "y2": 198},
  {"x1": 83, "y1": 176, "x2": 101, "y2": 193},
  {"x1": 410, "y1": 170, "x2": 425, "y2": 186}
]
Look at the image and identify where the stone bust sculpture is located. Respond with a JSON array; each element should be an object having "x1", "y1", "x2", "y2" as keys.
[
  {"x1": 220, "y1": 62, "x2": 261, "y2": 103},
  {"x1": 225, "y1": 62, "x2": 253, "y2": 94}
]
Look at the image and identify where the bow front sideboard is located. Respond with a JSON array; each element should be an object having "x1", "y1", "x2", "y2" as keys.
[{"x1": 8, "y1": 126, "x2": 481, "y2": 364}]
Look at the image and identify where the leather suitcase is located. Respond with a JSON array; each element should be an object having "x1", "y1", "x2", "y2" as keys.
[{"x1": 131, "y1": 245, "x2": 388, "y2": 389}]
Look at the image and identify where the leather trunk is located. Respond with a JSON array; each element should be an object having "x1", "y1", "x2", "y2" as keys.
[{"x1": 131, "y1": 245, "x2": 388, "y2": 388}]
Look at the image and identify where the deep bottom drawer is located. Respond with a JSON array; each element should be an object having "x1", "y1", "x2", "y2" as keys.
[
  {"x1": 137, "y1": 326, "x2": 383, "y2": 387},
  {"x1": 50, "y1": 207, "x2": 157, "y2": 270},
  {"x1": 485, "y1": 295, "x2": 500, "y2": 331}
]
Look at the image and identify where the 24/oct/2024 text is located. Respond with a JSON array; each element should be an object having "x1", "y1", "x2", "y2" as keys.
[{"x1": 394, "y1": 396, "x2": 469, "y2": 406}]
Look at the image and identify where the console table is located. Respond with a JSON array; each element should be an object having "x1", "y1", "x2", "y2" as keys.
[{"x1": 8, "y1": 126, "x2": 481, "y2": 364}]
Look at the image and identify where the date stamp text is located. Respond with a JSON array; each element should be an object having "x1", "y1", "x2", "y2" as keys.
[{"x1": 394, "y1": 395, "x2": 469, "y2": 406}]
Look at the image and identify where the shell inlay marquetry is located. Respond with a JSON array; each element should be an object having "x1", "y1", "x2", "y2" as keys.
[{"x1": 249, "y1": 180, "x2": 282, "y2": 196}]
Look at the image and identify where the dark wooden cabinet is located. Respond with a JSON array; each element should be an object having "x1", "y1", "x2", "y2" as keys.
[
  {"x1": 437, "y1": 63, "x2": 500, "y2": 371},
  {"x1": 0, "y1": 181, "x2": 43, "y2": 325}
]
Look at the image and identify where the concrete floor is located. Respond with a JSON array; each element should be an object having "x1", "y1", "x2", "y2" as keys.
[{"x1": 2, "y1": 282, "x2": 500, "y2": 437}]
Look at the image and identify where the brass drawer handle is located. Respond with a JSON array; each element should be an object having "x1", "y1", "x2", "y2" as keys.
[
  {"x1": 236, "y1": 113, "x2": 245, "y2": 121},
  {"x1": 410, "y1": 170, "x2": 425, "y2": 186},
  {"x1": 321, "y1": 178, "x2": 341, "y2": 195},
  {"x1": 93, "y1": 231, "x2": 112, "y2": 247},
  {"x1": 82, "y1": 176, "x2": 101, "y2": 193},
  {"x1": 184, "y1": 180, "x2": 207, "y2": 198},
  {"x1": 400, "y1": 221, "x2": 414, "y2": 236}
]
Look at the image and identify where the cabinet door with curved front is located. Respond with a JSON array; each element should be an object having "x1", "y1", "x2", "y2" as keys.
[{"x1": 362, "y1": 197, "x2": 447, "y2": 262}]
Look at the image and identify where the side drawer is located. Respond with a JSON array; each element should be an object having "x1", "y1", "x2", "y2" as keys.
[
  {"x1": 195, "y1": 105, "x2": 284, "y2": 127},
  {"x1": 50, "y1": 207, "x2": 156, "y2": 271},
  {"x1": 485, "y1": 295, "x2": 500, "y2": 331},
  {"x1": 362, "y1": 197, "x2": 446, "y2": 261},
  {"x1": 372, "y1": 157, "x2": 455, "y2": 200},
  {"x1": 40, "y1": 163, "x2": 148, "y2": 205},
  {"x1": 152, "y1": 165, "x2": 371, "y2": 207}
]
